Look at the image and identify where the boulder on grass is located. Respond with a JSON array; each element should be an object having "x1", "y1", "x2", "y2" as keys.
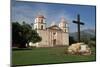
[
  {"x1": 79, "y1": 45, "x2": 91, "y2": 55},
  {"x1": 67, "y1": 43, "x2": 91, "y2": 55},
  {"x1": 68, "y1": 43, "x2": 81, "y2": 54}
]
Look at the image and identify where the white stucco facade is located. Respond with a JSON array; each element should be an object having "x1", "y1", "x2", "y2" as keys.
[{"x1": 30, "y1": 15, "x2": 69, "y2": 47}]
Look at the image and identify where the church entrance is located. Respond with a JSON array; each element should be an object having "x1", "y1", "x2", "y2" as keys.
[{"x1": 53, "y1": 39, "x2": 56, "y2": 46}]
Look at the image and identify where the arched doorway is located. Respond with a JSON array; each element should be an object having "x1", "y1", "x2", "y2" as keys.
[{"x1": 53, "y1": 39, "x2": 56, "y2": 46}]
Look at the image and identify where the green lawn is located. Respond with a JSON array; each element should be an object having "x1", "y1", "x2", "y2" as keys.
[{"x1": 12, "y1": 47, "x2": 96, "y2": 66}]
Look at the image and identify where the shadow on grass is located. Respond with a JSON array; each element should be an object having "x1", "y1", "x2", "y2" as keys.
[{"x1": 12, "y1": 47, "x2": 33, "y2": 51}]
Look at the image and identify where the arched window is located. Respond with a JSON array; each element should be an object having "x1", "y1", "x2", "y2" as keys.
[
  {"x1": 65, "y1": 29, "x2": 66, "y2": 32},
  {"x1": 53, "y1": 32, "x2": 56, "y2": 35},
  {"x1": 41, "y1": 25, "x2": 43, "y2": 29}
]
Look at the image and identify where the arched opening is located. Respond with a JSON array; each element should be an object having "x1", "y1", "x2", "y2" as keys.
[
  {"x1": 53, "y1": 39, "x2": 56, "y2": 46},
  {"x1": 65, "y1": 29, "x2": 66, "y2": 32},
  {"x1": 53, "y1": 32, "x2": 56, "y2": 35},
  {"x1": 41, "y1": 25, "x2": 43, "y2": 30}
]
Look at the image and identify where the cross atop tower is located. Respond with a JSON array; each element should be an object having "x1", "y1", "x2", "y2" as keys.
[{"x1": 73, "y1": 14, "x2": 85, "y2": 42}]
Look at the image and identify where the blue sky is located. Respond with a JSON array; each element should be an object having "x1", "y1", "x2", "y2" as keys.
[{"x1": 11, "y1": 0, "x2": 96, "y2": 32}]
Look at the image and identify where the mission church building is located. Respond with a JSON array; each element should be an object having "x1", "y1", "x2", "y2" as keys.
[{"x1": 29, "y1": 15, "x2": 69, "y2": 47}]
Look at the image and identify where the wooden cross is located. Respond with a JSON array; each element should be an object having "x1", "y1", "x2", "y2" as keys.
[{"x1": 73, "y1": 14, "x2": 85, "y2": 42}]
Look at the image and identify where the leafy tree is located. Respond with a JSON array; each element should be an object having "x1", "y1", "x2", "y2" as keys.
[
  {"x1": 69, "y1": 36, "x2": 76, "y2": 45},
  {"x1": 12, "y1": 22, "x2": 22, "y2": 47},
  {"x1": 90, "y1": 36, "x2": 96, "y2": 41},
  {"x1": 12, "y1": 22, "x2": 42, "y2": 48},
  {"x1": 88, "y1": 41, "x2": 96, "y2": 47}
]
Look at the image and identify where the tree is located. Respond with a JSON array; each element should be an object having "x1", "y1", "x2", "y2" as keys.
[
  {"x1": 12, "y1": 22, "x2": 22, "y2": 47},
  {"x1": 12, "y1": 22, "x2": 42, "y2": 48},
  {"x1": 90, "y1": 36, "x2": 96, "y2": 41},
  {"x1": 69, "y1": 36, "x2": 76, "y2": 45}
]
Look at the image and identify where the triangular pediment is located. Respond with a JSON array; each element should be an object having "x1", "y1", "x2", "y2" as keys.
[{"x1": 47, "y1": 25, "x2": 61, "y2": 30}]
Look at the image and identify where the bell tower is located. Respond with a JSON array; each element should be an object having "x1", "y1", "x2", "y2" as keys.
[
  {"x1": 59, "y1": 17, "x2": 68, "y2": 33},
  {"x1": 59, "y1": 17, "x2": 69, "y2": 46},
  {"x1": 33, "y1": 15, "x2": 46, "y2": 30}
]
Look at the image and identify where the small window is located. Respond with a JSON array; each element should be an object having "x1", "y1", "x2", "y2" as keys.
[
  {"x1": 41, "y1": 19, "x2": 43, "y2": 23},
  {"x1": 53, "y1": 32, "x2": 56, "y2": 35}
]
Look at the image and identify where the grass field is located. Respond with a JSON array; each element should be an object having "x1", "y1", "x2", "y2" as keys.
[{"x1": 12, "y1": 47, "x2": 96, "y2": 66}]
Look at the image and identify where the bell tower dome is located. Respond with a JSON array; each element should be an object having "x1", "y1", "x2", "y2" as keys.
[{"x1": 59, "y1": 17, "x2": 68, "y2": 32}]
